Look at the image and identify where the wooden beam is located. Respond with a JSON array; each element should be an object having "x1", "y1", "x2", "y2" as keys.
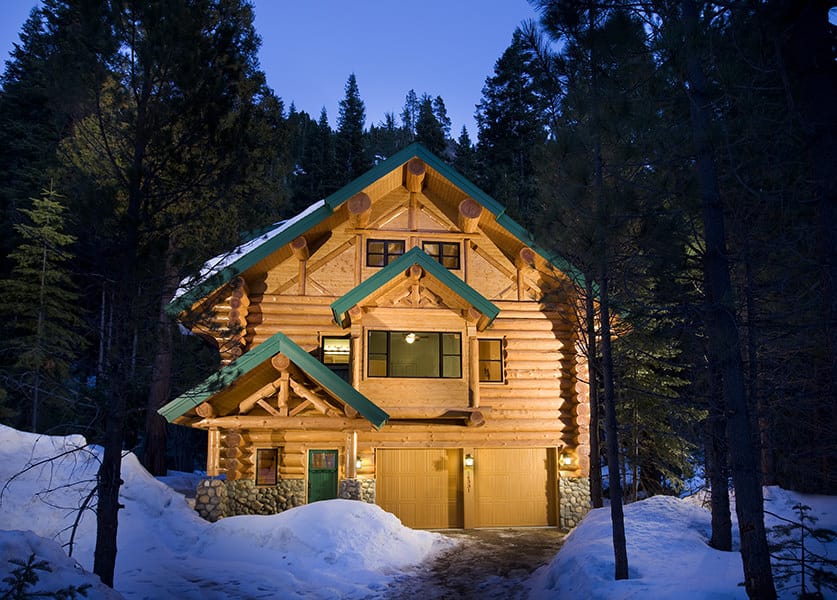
[
  {"x1": 291, "y1": 236, "x2": 309, "y2": 260},
  {"x1": 458, "y1": 197, "x2": 482, "y2": 233},
  {"x1": 207, "y1": 428, "x2": 220, "y2": 476},
  {"x1": 193, "y1": 416, "x2": 373, "y2": 431},
  {"x1": 256, "y1": 398, "x2": 281, "y2": 417},
  {"x1": 405, "y1": 158, "x2": 426, "y2": 192},
  {"x1": 347, "y1": 192, "x2": 372, "y2": 229},
  {"x1": 271, "y1": 353, "x2": 290, "y2": 372},
  {"x1": 195, "y1": 402, "x2": 216, "y2": 419},
  {"x1": 469, "y1": 336, "x2": 480, "y2": 408},
  {"x1": 288, "y1": 378, "x2": 341, "y2": 417},
  {"x1": 238, "y1": 378, "x2": 282, "y2": 414}
]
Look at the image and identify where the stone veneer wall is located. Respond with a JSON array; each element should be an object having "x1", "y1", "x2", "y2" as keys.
[
  {"x1": 559, "y1": 476, "x2": 590, "y2": 529},
  {"x1": 194, "y1": 478, "x2": 305, "y2": 522},
  {"x1": 337, "y1": 478, "x2": 376, "y2": 503}
]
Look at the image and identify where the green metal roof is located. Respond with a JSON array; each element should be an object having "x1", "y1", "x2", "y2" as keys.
[
  {"x1": 158, "y1": 332, "x2": 389, "y2": 429},
  {"x1": 168, "y1": 143, "x2": 586, "y2": 318},
  {"x1": 331, "y1": 246, "x2": 500, "y2": 329}
]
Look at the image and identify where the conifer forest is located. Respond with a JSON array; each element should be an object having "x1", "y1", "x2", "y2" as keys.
[{"x1": 0, "y1": 1, "x2": 833, "y2": 596}]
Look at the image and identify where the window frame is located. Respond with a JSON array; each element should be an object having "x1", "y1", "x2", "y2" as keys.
[
  {"x1": 366, "y1": 238, "x2": 405, "y2": 267},
  {"x1": 478, "y1": 338, "x2": 504, "y2": 383},
  {"x1": 422, "y1": 241, "x2": 461, "y2": 270},
  {"x1": 255, "y1": 448, "x2": 278, "y2": 486},
  {"x1": 366, "y1": 330, "x2": 462, "y2": 379}
]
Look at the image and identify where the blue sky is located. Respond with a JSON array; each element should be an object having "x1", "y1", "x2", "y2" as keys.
[{"x1": 1, "y1": 1, "x2": 539, "y2": 137}]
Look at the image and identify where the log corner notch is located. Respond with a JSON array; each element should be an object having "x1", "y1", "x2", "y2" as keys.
[
  {"x1": 347, "y1": 192, "x2": 372, "y2": 229},
  {"x1": 458, "y1": 197, "x2": 483, "y2": 233},
  {"x1": 227, "y1": 276, "x2": 249, "y2": 354},
  {"x1": 405, "y1": 158, "x2": 426, "y2": 193}
]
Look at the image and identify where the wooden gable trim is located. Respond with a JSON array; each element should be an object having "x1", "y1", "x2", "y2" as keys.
[
  {"x1": 168, "y1": 143, "x2": 588, "y2": 321},
  {"x1": 330, "y1": 247, "x2": 500, "y2": 330},
  {"x1": 158, "y1": 332, "x2": 388, "y2": 429}
]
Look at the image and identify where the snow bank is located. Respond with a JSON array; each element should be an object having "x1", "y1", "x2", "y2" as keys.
[
  {"x1": 528, "y1": 495, "x2": 749, "y2": 599},
  {"x1": 0, "y1": 424, "x2": 452, "y2": 599}
]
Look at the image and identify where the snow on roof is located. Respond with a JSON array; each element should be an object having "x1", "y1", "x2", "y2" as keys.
[{"x1": 173, "y1": 199, "x2": 325, "y2": 301}]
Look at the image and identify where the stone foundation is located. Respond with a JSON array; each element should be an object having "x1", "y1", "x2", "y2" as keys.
[
  {"x1": 338, "y1": 478, "x2": 376, "y2": 503},
  {"x1": 194, "y1": 478, "x2": 305, "y2": 522},
  {"x1": 559, "y1": 476, "x2": 590, "y2": 529}
]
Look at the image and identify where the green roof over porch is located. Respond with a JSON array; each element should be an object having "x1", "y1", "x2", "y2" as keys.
[{"x1": 158, "y1": 332, "x2": 389, "y2": 429}]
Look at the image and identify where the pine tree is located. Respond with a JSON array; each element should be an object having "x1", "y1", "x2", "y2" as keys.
[
  {"x1": 453, "y1": 126, "x2": 477, "y2": 181},
  {"x1": 400, "y1": 89, "x2": 419, "y2": 143},
  {"x1": 475, "y1": 29, "x2": 547, "y2": 222},
  {"x1": 415, "y1": 93, "x2": 446, "y2": 155},
  {"x1": 0, "y1": 185, "x2": 85, "y2": 433},
  {"x1": 335, "y1": 73, "x2": 369, "y2": 184}
]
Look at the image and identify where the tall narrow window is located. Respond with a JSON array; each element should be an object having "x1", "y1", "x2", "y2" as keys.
[
  {"x1": 367, "y1": 331, "x2": 461, "y2": 378},
  {"x1": 367, "y1": 239, "x2": 405, "y2": 266},
  {"x1": 478, "y1": 339, "x2": 503, "y2": 382},
  {"x1": 321, "y1": 336, "x2": 350, "y2": 381},
  {"x1": 256, "y1": 448, "x2": 278, "y2": 486},
  {"x1": 422, "y1": 241, "x2": 460, "y2": 269}
]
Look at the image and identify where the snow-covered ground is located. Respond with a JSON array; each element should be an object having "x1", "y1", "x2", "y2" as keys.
[{"x1": 0, "y1": 423, "x2": 834, "y2": 599}]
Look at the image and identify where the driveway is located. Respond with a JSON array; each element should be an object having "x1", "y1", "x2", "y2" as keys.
[{"x1": 378, "y1": 528, "x2": 566, "y2": 599}]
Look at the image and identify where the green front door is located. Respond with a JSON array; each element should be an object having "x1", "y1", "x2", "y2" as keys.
[{"x1": 308, "y1": 449, "x2": 338, "y2": 502}]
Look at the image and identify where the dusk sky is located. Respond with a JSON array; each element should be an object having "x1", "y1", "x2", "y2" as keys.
[{"x1": 1, "y1": 1, "x2": 540, "y2": 137}]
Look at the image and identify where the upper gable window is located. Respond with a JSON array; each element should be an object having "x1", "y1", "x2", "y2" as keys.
[
  {"x1": 422, "y1": 241, "x2": 460, "y2": 269},
  {"x1": 367, "y1": 239, "x2": 405, "y2": 267}
]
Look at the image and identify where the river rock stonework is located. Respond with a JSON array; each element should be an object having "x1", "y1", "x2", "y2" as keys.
[
  {"x1": 338, "y1": 478, "x2": 376, "y2": 503},
  {"x1": 559, "y1": 476, "x2": 590, "y2": 529},
  {"x1": 193, "y1": 478, "x2": 305, "y2": 521}
]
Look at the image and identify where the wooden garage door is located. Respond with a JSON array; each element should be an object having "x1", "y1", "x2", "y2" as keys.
[
  {"x1": 474, "y1": 448, "x2": 554, "y2": 527},
  {"x1": 376, "y1": 449, "x2": 463, "y2": 529}
]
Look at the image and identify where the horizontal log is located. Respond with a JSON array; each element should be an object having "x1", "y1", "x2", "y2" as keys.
[
  {"x1": 347, "y1": 192, "x2": 372, "y2": 229},
  {"x1": 290, "y1": 236, "x2": 309, "y2": 261},
  {"x1": 489, "y1": 319, "x2": 574, "y2": 333},
  {"x1": 477, "y1": 392, "x2": 565, "y2": 405},
  {"x1": 382, "y1": 406, "x2": 488, "y2": 420},
  {"x1": 503, "y1": 338, "x2": 568, "y2": 351},
  {"x1": 279, "y1": 466, "x2": 306, "y2": 476},
  {"x1": 504, "y1": 360, "x2": 567, "y2": 372},
  {"x1": 195, "y1": 402, "x2": 216, "y2": 418},
  {"x1": 194, "y1": 416, "x2": 378, "y2": 431},
  {"x1": 458, "y1": 197, "x2": 482, "y2": 233}
]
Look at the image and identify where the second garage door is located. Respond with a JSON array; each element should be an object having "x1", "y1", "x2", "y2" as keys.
[{"x1": 474, "y1": 448, "x2": 555, "y2": 527}]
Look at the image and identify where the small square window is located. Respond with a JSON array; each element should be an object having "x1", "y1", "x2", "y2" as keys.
[
  {"x1": 478, "y1": 339, "x2": 503, "y2": 382},
  {"x1": 367, "y1": 239, "x2": 405, "y2": 266},
  {"x1": 256, "y1": 448, "x2": 278, "y2": 486},
  {"x1": 423, "y1": 241, "x2": 460, "y2": 269}
]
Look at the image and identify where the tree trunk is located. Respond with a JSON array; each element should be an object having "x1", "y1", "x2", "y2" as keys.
[
  {"x1": 681, "y1": 1, "x2": 776, "y2": 596},
  {"x1": 586, "y1": 276, "x2": 604, "y2": 508},
  {"x1": 706, "y1": 357, "x2": 732, "y2": 551},
  {"x1": 142, "y1": 237, "x2": 179, "y2": 476}
]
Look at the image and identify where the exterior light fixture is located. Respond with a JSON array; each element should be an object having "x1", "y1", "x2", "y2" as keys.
[
  {"x1": 464, "y1": 453, "x2": 475, "y2": 467},
  {"x1": 405, "y1": 332, "x2": 416, "y2": 344},
  {"x1": 356, "y1": 458, "x2": 363, "y2": 470},
  {"x1": 560, "y1": 452, "x2": 573, "y2": 466}
]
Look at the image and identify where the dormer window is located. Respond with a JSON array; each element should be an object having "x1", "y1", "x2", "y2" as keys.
[
  {"x1": 367, "y1": 239, "x2": 405, "y2": 267},
  {"x1": 422, "y1": 241, "x2": 460, "y2": 269}
]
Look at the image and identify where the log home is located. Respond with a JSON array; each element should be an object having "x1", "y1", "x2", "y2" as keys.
[{"x1": 160, "y1": 144, "x2": 591, "y2": 529}]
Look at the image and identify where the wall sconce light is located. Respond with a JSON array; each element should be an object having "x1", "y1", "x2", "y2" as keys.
[
  {"x1": 560, "y1": 452, "x2": 573, "y2": 467},
  {"x1": 356, "y1": 458, "x2": 363, "y2": 470},
  {"x1": 404, "y1": 332, "x2": 416, "y2": 344},
  {"x1": 464, "y1": 453, "x2": 475, "y2": 467}
]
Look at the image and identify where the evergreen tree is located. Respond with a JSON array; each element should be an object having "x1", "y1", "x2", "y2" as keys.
[
  {"x1": 453, "y1": 126, "x2": 477, "y2": 181},
  {"x1": 415, "y1": 93, "x2": 446, "y2": 155},
  {"x1": 367, "y1": 112, "x2": 402, "y2": 162},
  {"x1": 334, "y1": 73, "x2": 369, "y2": 184},
  {"x1": 399, "y1": 89, "x2": 419, "y2": 142},
  {"x1": 0, "y1": 185, "x2": 85, "y2": 433},
  {"x1": 475, "y1": 29, "x2": 547, "y2": 222}
]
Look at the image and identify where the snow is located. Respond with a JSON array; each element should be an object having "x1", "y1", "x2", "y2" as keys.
[
  {"x1": 527, "y1": 490, "x2": 837, "y2": 599},
  {"x1": 0, "y1": 422, "x2": 834, "y2": 599},
  {"x1": 0, "y1": 424, "x2": 451, "y2": 599},
  {"x1": 172, "y1": 199, "x2": 325, "y2": 301}
]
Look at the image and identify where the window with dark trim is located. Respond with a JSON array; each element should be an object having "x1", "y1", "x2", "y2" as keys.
[
  {"x1": 478, "y1": 339, "x2": 503, "y2": 382},
  {"x1": 367, "y1": 331, "x2": 461, "y2": 378},
  {"x1": 366, "y1": 239, "x2": 405, "y2": 266},
  {"x1": 321, "y1": 336, "x2": 350, "y2": 381},
  {"x1": 422, "y1": 241, "x2": 460, "y2": 269},
  {"x1": 256, "y1": 448, "x2": 278, "y2": 486}
]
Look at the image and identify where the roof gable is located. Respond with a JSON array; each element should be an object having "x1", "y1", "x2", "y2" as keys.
[
  {"x1": 331, "y1": 246, "x2": 499, "y2": 330},
  {"x1": 158, "y1": 332, "x2": 389, "y2": 429},
  {"x1": 168, "y1": 143, "x2": 586, "y2": 318}
]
